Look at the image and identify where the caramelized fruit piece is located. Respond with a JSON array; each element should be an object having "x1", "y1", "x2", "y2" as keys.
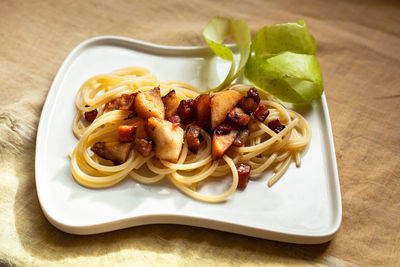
[
  {"x1": 135, "y1": 87, "x2": 165, "y2": 120},
  {"x1": 147, "y1": 117, "x2": 184, "y2": 163},
  {"x1": 212, "y1": 123, "x2": 238, "y2": 160},
  {"x1": 210, "y1": 90, "x2": 243, "y2": 130},
  {"x1": 91, "y1": 141, "x2": 134, "y2": 164},
  {"x1": 162, "y1": 90, "x2": 179, "y2": 118},
  {"x1": 194, "y1": 94, "x2": 211, "y2": 132},
  {"x1": 105, "y1": 93, "x2": 136, "y2": 111}
]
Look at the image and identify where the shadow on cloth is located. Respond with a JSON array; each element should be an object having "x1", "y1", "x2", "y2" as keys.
[{"x1": 4, "y1": 113, "x2": 331, "y2": 264}]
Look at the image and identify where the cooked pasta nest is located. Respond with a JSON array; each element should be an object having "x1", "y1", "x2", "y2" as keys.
[{"x1": 71, "y1": 67, "x2": 311, "y2": 203}]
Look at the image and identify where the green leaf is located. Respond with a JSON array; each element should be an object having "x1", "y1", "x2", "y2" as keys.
[
  {"x1": 203, "y1": 17, "x2": 251, "y2": 92},
  {"x1": 245, "y1": 51, "x2": 323, "y2": 103},
  {"x1": 245, "y1": 20, "x2": 323, "y2": 104},
  {"x1": 251, "y1": 19, "x2": 316, "y2": 56}
]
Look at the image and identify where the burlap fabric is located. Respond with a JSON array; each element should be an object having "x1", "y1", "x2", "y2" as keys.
[{"x1": 1, "y1": 0, "x2": 399, "y2": 266}]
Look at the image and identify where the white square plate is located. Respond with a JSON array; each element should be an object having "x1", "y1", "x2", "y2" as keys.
[{"x1": 35, "y1": 36, "x2": 341, "y2": 244}]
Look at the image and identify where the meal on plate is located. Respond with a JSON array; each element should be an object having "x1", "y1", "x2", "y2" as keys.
[
  {"x1": 70, "y1": 67, "x2": 310, "y2": 202},
  {"x1": 70, "y1": 17, "x2": 323, "y2": 202}
]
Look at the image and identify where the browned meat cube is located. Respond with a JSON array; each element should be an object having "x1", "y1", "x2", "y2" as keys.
[
  {"x1": 84, "y1": 108, "x2": 98, "y2": 123},
  {"x1": 185, "y1": 125, "x2": 202, "y2": 153},
  {"x1": 238, "y1": 87, "x2": 260, "y2": 115},
  {"x1": 226, "y1": 107, "x2": 250, "y2": 126},
  {"x1": 268, "y1": 119, "x2": 286, "y2": 133},
  {"x1": 136, "y1": 137, "x2": 154, "y2": 156},
  {"x1": 215, "y1": 125, "x2": 232, "y2": 135},
  {"x1": 166, "y1": 114, "x2": 181, "y2": 124},
  {"x1": 177, "y1": 99, "x2": 196, "y2": 125},
  {"x1": 247, "y1": 88, "x2": 260, "y2": 103},
  {"x1": 233, "y1": 128, "x2": 250, "y2": 147},
  {"x1": 237, "y1": 163, "x2": 251, "y2": 189},
  {"x1": 118, "y1": 125, "x2": 136, "y2": 142},
  {"x1": 238, "y1": 97, "x2": 258, "y2": 114},
  {"x1": 253, "y1": 104, "x2": 270, "y2": 122}
]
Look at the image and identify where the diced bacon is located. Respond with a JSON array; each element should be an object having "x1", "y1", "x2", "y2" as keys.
[
  {"x1": 268, "y1": 119, "x2": 286, "y2": 133},
  {"x1": 237, "y1": 163, "x2": 251, "y2": 189},
  {"x1": 91, "y1": 141, "x2": 134, "y2": 164},
  {"x1": 84, "y1": 109, "x2": 98, "y2": 123},
  {"x1": 105, "y1": 93, "x2": 136, "y2": 111},
  {"x1": 227, "y1": 107, "x2": 250, "y2": 126},
  {"x1": 118, "y1": 125, "x2": 136, "y2": 142},
  {"x1": 247, "y1": 87, "x2": 260, "y2": 103},
  {"x1": 185, "y1": 125, "x2": 202, "y2": 153},
  {"x1": 233, "y1": 128, "x2": 249, "y2": 147},
  {"x1": 215, "y1": 125, "x2": 232, "y2": 135},
  {"x1": 238, "y1": 97, "x2": 258, "y2": 114},
  {"x1": 166, "y1": 114, "x2": 181, "y2": 124},
  {"x1": 238, "y1": 87, "x2": 261, "y2": 115},
  {"x1": 177, "y1": 99, "x2": 196, "y2": 125},
  {"x1": 136, "y1": 137, "x2": 154, "y2": 156},
  {"x1": 253, "y1": 104, "x2": 270, "y2": 122}
]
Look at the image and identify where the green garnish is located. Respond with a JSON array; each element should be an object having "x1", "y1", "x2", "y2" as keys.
[
  {"x1": 203, "y1": 18, "x2": 324, "y2": 104},
  {"x1": 202, "y1": 17, "x2": 251, "y2": 92}
]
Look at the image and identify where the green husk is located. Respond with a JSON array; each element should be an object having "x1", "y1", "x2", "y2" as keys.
[
  {"x1": 203, "y1": 17, "x2": 324, "y2": 103},
  {"x1": 202, "y1": 17, "x2": 251, "y2": 92},
  {"x1": 245, "y1": 19, "x2": 323, "y2": 103}
]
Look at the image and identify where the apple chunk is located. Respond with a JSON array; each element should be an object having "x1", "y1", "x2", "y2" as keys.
[
  {"x1": 135, "y1": 87, "x2": 165, "y2": 120},
  {"x1": 147, "y1": 117, "x2": 184, "y2": 163},
  {"x1": 194, "y1": 94, "x2": 211, "y2": 132},
  {"x1": 210, "y1": 90, "x2": 243, "y2": 130},
  {"x1": 162, "y1": 90, "x2": 179, "y2": 118},
  {"x1": 91, "y1": 141, "x2": 134, "y2": 164},
  {"x1": 212, "y1": 124, "x2": 239, "y2": 160}
]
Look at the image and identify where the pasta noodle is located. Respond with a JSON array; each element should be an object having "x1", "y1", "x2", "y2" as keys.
[{"x1": 71, "y1": 67, "x2": 311, "y2": 202}]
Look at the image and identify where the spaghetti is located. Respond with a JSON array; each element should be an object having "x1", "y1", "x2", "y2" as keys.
[{"x1": 71, "y1": 67, "x2": 311, "y2": 202}]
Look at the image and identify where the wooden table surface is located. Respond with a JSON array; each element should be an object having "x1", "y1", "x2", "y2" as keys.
[{"x1": 1, "y1": 0, "x2": 399, "y2": 266}]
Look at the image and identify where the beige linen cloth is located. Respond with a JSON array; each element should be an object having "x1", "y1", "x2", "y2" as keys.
[{"x1": 1, "y1": 0, "x2": 399, "y2": 266}]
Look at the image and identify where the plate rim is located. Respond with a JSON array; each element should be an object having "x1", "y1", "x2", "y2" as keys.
[{"x1": 35, "y1": 35, "x2": 342, "y2": 244}]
